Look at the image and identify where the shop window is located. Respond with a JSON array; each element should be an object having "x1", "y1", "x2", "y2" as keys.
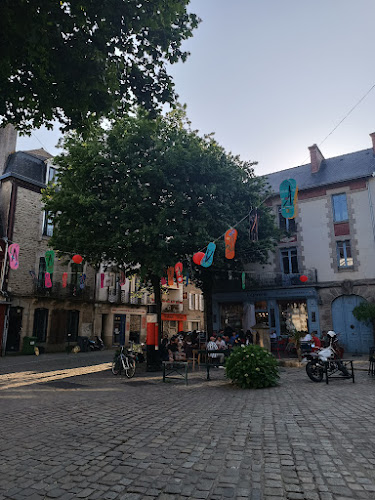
[
  {"x1": 129, "y1": 314, "x2": 141, "y2": 343},
  {"x1": 33, "y1": 308, "x2": 49, "y2": 342},
  {"x1": 278, "y1": 206, "x2": 296, "y2": 232},
  {"x1": 278, "y1": 300, "x2": 308, "y2": 334},
  {"x1": 220, "y1": 303, "x2": 243, "y2": 332},
  {"x1": 332, "y1": 194, "x2": 348, "y2": 222},
  {"x1": 337, "y1": 240, "x2": 353, "y2": 268},
  {"x1": 281, "y1": 247, "x2": 299, "y2": 274}
]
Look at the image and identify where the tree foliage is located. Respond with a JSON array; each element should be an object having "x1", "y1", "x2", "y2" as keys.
[
  {"x1": 43, "y1": 108, "x2": 277, "y2": 334},
  {"x1": 0, "y1": 0, "x2": 199, "y2": 132}
]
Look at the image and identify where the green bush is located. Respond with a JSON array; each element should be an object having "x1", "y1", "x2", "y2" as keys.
[{"x1": 225, "y1": 344, "x2": 279, "y2": 389}]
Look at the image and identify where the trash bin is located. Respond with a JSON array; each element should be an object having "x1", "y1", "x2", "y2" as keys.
[
  {"x1": 22, "y1": 336, "x2": 38, "y2": 355},
  {"x1": 77, "y1": 336, "x2": 89, "y2": 352}
]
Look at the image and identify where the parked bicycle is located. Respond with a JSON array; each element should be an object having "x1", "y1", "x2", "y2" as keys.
[{"x1": 111, "y1": 345, "x2": 136, "y2": 378}]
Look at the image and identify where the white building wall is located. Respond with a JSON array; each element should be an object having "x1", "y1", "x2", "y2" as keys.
[{"x1": 299, "y1": 197, "x2": 333, "y2": 280}]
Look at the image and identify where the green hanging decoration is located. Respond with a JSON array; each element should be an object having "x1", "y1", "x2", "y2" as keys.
[{"x1": 241, "y1": 271, "x2": 246, "y2": 290}]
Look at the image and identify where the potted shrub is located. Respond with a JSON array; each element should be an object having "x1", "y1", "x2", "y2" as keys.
[{"x1": 225, "y1": 344, "x2": 279, "y2": 389}]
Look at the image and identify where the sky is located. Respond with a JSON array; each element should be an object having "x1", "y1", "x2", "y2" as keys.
[{"x1": 17, "y1": 0, "x2": 375, "y2": 176}]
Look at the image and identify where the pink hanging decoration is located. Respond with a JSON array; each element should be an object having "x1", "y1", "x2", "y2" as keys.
[
  {"x1": 100, "y1": 273, "x2": 105, "y2": 288},
  {"x1": 161, "y1": 277, "x2": 167, "y2": 285},
  {"x1": 45, "y1": 272, "x2": 52, "y2": 288},
  {"x1": 119, "y1": 272, "x2": 126, "y2": 286},
  {"x1": 8, "y1": 243, "x2": 20, "y2": 270},
  {"x1": 62, "y1": 272, "x2": 68, "y2": 288}
]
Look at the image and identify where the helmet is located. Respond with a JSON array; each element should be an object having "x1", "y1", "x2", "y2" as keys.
[{"x1": 327, "y1": 330, "x2": 336, "y2": 337}]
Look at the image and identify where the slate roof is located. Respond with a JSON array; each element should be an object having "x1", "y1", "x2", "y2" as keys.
[
  {"x1": 1, "y1": 149, "x2": 52, "y2": 186},
  {"x1": 264, "y1": 148, "x2": 375, "y2": 195}
]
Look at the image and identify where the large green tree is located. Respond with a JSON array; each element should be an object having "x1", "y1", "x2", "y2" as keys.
[
  {"x1": 0, "y1": 0, "x2": 199, "y2": 132},
  {"x1": 43, "y1": 109, "x2": 277, "y2": 340}
]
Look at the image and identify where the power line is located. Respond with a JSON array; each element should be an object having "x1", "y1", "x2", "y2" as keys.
[{"x1": 300, "y1": 81, "x2": 375, "y2": 165}]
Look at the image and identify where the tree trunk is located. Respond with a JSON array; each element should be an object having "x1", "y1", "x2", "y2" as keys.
[
  {"x1": 202, "y1": 271, "x2": 214, "y2": 339},
  {"x1": 151, "y1": 274, "x2": 163, "y2": 346}
]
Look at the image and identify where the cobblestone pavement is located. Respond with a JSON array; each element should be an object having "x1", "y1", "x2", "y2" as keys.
[{"x1": 1, "y1": 352, "x2": 375, "y2": 500}]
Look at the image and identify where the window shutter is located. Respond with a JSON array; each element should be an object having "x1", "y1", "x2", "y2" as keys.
[
  {"x1": 194, "y1": 294, "x2": 199, "y2": 310},
  {"x1": 189, "y1": 293, "x2": 194, "y2": 310},
  {"x1": 199, "y1": 295, "x2": 204, "y2": 311}
]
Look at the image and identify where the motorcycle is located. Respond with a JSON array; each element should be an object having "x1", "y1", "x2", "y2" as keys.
[
  {"x1": 303, "y1": 330, "x2": 349, "y2": 382},
  {"x1": 88, "y1": 336, "x2": 105, "y2": 351}
]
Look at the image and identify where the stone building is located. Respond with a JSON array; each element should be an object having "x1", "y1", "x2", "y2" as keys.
[
  {"x1": 0, "y1": 129, "x2": 98, "y2": 353},
  {"x1": 212, "y1": 132, "x2": 375, "y2": 354}
]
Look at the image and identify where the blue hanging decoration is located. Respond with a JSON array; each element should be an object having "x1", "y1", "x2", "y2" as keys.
[{"x1": 201, "y1": 242, "x2": 216, "y2": 268}]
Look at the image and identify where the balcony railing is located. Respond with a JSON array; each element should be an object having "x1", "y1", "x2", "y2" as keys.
[
  {"x1": 214, "y1": 269, "x2": 318, "y2": 292},
  {"x1": 33, "y1": 282, "x2": 92, "y2": 301},
  {"x1": 104, "y1": 287, "x2": 150, "y2": 306}
]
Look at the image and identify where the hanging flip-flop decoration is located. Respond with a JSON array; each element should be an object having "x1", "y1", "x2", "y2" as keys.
[
  {"x1": 45, "y1": 272, "x2": 52, "y2": 288},
  {"x1": 280, "y1": 179, "x2": 298, "y2": 219},
  {"x1": 201, "y1": 242, "x2": 216, "y2": 268},
  {"x1": 100, "y1": 273, "x2": 105, "y2": 288},
  {"x1": 79, "y1": 273, "x2": 86, "y2": 289},
  {"x1": 175, "y1": 262, "x2": 183, "y2": 285},
  {"x1": 62, "y1": 272, "x2": 68, "y2": 288},
  {"x1": 45, "y1": 250, "x2": 55, "y2": 274},
  {"x1": 161, "y1": 277, "x2": 167, "y2": 285},
  {"x1": 167, "y1": 267, "x2": 174, "y2": 286},
  {"x1": 8, "y1": 243, "x2": 20, "y2": 270},
  {"x1": 119, "y1": 271, "x2": 126, "y2": 286},
  {"x1": 242, "y1": 272, "x2": 246, "y2": 290},
  {"x1": 224, "y1": 228, "x2": 238, "y2": 259}
]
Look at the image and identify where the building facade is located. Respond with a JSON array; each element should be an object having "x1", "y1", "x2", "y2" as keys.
[{"x1": 212, "y1": 133, "x2": 375, "y2": 354}]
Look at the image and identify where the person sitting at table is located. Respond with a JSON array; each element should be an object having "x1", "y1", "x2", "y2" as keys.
[
  {"x1": 216, "y1": 335, "x2": 227, "y2": 350},
  {"x1": 168, "y1": 336, "x2": 186, "y2": 361},
  {"x1": 229, "y1": 331, "x2": 238, "y2": 347},
  {"x1": 206, "y1": 336, "x2": 225, "y2": 363},
  {"x1": 301, "y1": 331, "x2": 312, "y2": 342},
  {"x1": 311, "y1": 332, "x2": 321, "y2": 351}
]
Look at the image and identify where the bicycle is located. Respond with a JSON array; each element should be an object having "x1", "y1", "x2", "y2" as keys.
[{"x1": 111, "y1": 345, "x2": 136, "y2": 378}]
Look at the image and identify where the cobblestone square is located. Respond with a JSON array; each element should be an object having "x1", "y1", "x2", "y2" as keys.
[{"x1": 1, "y1": 352, "x2": 375, "y2": 499}]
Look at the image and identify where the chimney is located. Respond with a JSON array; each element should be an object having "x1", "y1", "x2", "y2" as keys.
[
  {"x1": 370, "y1": 132, "x2": 375, "y2": 154},
  {"x1": 0, "y1": 124, "x2": 17, "y2": 175},
  {"x1": 308, "y1": 143, "x2": 324, "y2": 174}
]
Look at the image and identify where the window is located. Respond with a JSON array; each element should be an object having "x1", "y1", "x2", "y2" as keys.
[
  {"x1": 188, "y1": 293, "x2": 194, "y2": 310},
  {"x1": 332, "y1": 194, "x2": 348, "y2": 222},
  {"x1": 278, "y1": 206, "x2": 296, "y2": 232},
  {"x1": 42, "y1": 211, "x2": 54, "y2": 236},
  {"x1": 337, "y1": 240, "x2": 353, "y2": 268},
  {"x1": 46, "y1": 165, "x2": 58, "y2": 184},
  {"x1": 67, "y1": 310, "x2": 79, "y2": 342},
  {"x1": 37, "y1": 257, "x2": 53, "y2": 287},
  {"x1": 70, "y1": 263, "x2": 83, "y2": 285},
  {"x1": 281, "y1": 247, "x2": 299, "y2": 274},
  {"x1": 199, "y1": 295, "x2": 204, "y2": 311},
  {"x1": 33, "y1": 308, "x2": 49, "y2": 342}
]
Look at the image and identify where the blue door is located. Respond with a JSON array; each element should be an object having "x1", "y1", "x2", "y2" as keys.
[{"x1": 331, "y1": 295, "x2": 373, "y2": 354}]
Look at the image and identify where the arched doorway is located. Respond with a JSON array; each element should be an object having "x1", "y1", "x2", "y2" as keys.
[{"x1": 331, "y1": 295, "x2": 373, "y2": 354}]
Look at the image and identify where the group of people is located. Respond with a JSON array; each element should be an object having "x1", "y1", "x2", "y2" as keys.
[{"x1": 160, "y1": 328, "x2": 254, "y2": 363}]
